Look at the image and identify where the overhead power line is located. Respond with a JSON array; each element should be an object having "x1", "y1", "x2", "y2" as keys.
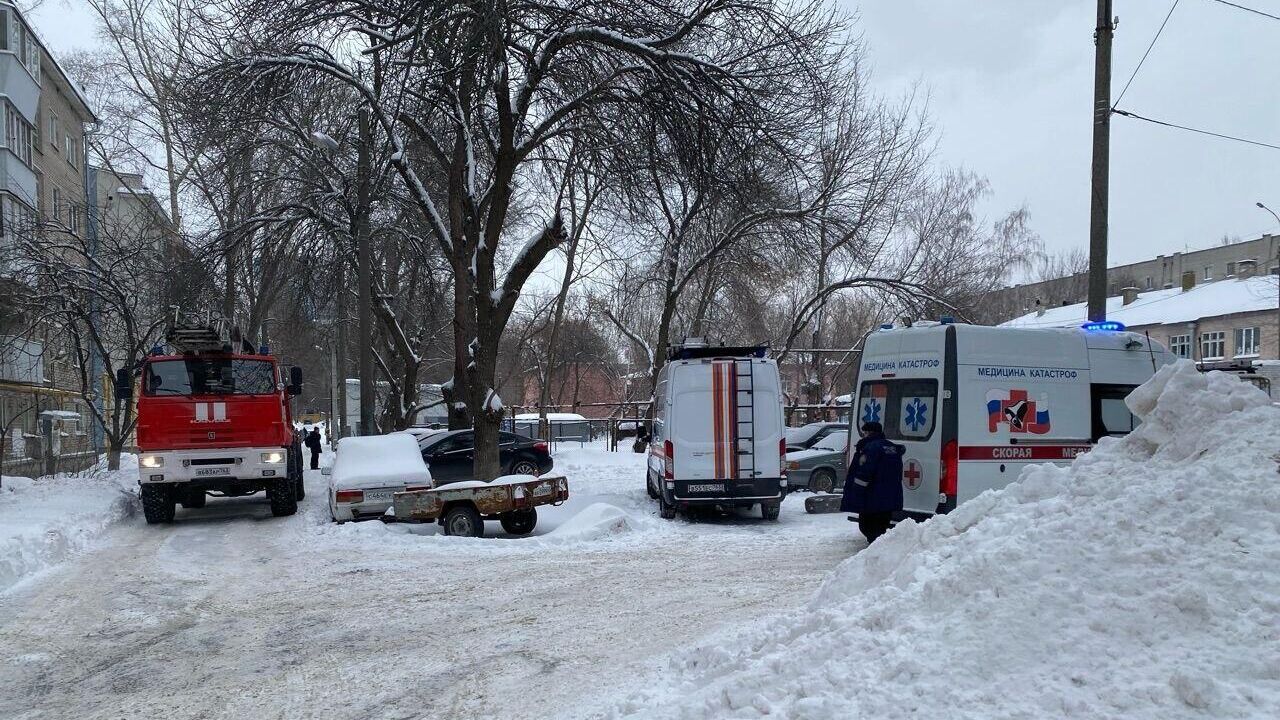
[
  {"x1": 1208, "y1": 0, "x2": 1280, "y2": 22},
  {"x1": 1113, "y1": 107, "x2": 1280, "y2": 150},
  {"x1": 1113, "y1": 0, "x2": 1181, "y2": 109}
]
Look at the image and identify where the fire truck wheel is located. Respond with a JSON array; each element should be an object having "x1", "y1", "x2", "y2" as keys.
[
  {"x1": 442, "y1": 504, "x2": 484, "y2": 537},
  {"x1": 288, "y1": 447, "x2": 306, "y2": 500},
  {"x1": 658, "y1": 492, "x2": 677, "y2": 520},
  {"x1": 141, "y1": 484, "x2": 175, "y2": 524},
  {"x1": 809, "y1": 469, "x2": 836, "y2": 494},
  {"x1": 267, "y1": 477, "x2": 298, "y2": 517},
  {"x1": 761, "y1": 501, "x2": 781, "y2": 521},
  {"x1": 499, "y1": 508, "x2": 537, "y2": 535},
  {"x1": 181, "y1": 489, "x2": 207, "y2": 509}
]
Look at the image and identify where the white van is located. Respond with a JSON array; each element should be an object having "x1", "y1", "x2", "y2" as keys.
[
  {"x1": 646, "y1": 342, "x2": 786, "y2": 520},
  {"x1": 849, "y1": 321, "x2": 1176, "y2": 519}
]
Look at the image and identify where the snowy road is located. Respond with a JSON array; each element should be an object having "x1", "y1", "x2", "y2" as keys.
[{"x1": 0, "y1": 447, "x2": 856, "y2": 719}]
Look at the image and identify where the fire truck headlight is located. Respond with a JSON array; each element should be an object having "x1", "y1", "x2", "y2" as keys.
[
  {"x1": 140, "y1": 455, "x2": 164, "y2": 468},
  {"x1": 261, "y1": 452, "x2": 285, "y2": 464}
]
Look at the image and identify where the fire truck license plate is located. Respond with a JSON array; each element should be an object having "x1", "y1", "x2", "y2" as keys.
[
  {"x1": 194, "y1": 467, "x2": 230, "y2": 477},
  {"x1": 687, "y1": 483, "x2": 724, "y2": 493}
]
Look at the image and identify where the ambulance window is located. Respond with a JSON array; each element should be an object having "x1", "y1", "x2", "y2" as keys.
[
  {"x1": 858, "y1": 379, "x2": 938, "y2": 441},
  {"x1": 1091, "y1": 385, "x2": 1139, "y2": 439}
]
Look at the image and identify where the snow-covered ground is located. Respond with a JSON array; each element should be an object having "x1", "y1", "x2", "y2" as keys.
[
  {"x1": 0, "y1": 441, "x2": 853, "y2": 719},
  {"x1": 4, "y1": 365, "x2": 1276, "y2": 719},
  {"x1": 595, "y1": 362, "x2": 1280, "y2": 719},
  {"x1": 0, "y1": 456, "x2": 139, "y2": 593}
]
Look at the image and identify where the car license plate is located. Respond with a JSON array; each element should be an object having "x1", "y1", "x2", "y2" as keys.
[
  {"x1": 365, "y1": 490, "x2": 394, "y2": 503},
  {"x1": 687, "y1": 483, "x2": 725, "y2": 493},
  {"x1": 194, "y1": 467, "x2": 230, "y2": 477}
]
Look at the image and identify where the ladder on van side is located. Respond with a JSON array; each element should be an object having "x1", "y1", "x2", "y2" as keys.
[{"x1": 733, "y1": 359, "x2": 756, "y2": 479}]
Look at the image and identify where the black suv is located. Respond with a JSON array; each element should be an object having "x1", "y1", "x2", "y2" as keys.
[{"x1": 420, "y1": 430, "x2": 555, "y2": 483}]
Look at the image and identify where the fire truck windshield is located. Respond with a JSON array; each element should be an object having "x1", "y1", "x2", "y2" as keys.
[{"x1": 144, "y1": 358, "x2": 277, "y2": 396}]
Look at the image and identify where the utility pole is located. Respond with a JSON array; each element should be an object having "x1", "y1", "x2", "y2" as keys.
[
  {"x1": 334, "y1": 259, "x2": 347, "y2": 439},
  {"x1": 1087, "y1": 0, "x2": 1115, "y2": 322},
  {"x1": 356, "y1": 107, "x2": 376, "y2": 436}
]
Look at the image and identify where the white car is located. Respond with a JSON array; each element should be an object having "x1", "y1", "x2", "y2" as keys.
[{"x1": 326, "y1": 433, "x2": 433, "y2": 522}]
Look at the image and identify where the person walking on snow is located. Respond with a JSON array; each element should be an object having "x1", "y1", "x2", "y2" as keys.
[
  {"x1": 304, "y1": 426, "x2": 322, "y2": 470},
  {"x1": 841, "y1": 421, "x2": 905, "y2": 544}
]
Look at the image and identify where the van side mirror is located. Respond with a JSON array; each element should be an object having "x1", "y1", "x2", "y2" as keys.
[
  {"x1": 288, "y1": 366, "x2": 303, "y2": 396},
  {"x1": 114, "y1": 368, "x2": 133, "y2": 401}
]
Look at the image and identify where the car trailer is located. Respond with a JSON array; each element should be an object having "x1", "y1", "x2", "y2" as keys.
[{"x1": 392, "y1": 474, "x2": 570, "y2": 537}]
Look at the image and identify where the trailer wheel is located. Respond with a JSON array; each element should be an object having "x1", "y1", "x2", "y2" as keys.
[
  {"x1": 499, "y1": 508, "x2": 537, "y2": 535},
  {"x1": 141, "y1": 484, "x2": 175, "y2": 524},
  {"x1": 761, "y1": 501, "x2": 781, "y2": 521},
  {"x1": 443, "y1": 504, "x2": 484, "y2": 537},
  {"x1": 267, "y1": 477, "x2": 298, "y2": 517},
  {"x1": 180, "y1": 489, "x2": 207, "y2": 509},
  {"x1": 658, "y1": 492, "x2": 677, "y2": 520},
  {"x1": 809, "y1": 469, "x2": 835, "y2": 494}
]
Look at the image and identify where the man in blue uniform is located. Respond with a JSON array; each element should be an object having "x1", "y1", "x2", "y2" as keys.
[{"x1": 841, "y1": 421, "x2": 904, "y2": 544}]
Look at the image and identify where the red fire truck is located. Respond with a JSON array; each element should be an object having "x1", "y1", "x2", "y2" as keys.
[{"x1": 118, "y1": 318, "x2": 305, "y2": 524}]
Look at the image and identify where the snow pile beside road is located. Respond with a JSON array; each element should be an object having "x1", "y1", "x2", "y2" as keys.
[
  {"x1": 539, "y1": 503, "x2": 636, "y2": 543},
  {"x1": 0, "y1": 459, "x2": 139, "y2": 593},
  {"x1": 606, "y1": 362, "x2": 1280, "y2": 719}
]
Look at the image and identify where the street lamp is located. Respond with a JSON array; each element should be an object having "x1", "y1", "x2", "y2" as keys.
[{"x1": 1254, "y1": 202, "x2": 1280, "y2": 362}]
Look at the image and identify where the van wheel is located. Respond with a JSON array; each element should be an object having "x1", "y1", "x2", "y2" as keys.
[
  {"x1": 443, "y1": 505, "x2": 484, "y2": 537},
  {"x1": 810, "y1": 469, "x2": 835, "y2": 494},
  {"x1": 658, "y1": 492, "x2": 677, "y2": 520},
  {"x1": 141, "y1": 484, "x2": 175, "y2": 524},
  {"x1": 646, "y1": 474, "x2": 659, "y2": 499},
  {"x1": 761, "y1": 501, "x2": 781, "y2": 521}
]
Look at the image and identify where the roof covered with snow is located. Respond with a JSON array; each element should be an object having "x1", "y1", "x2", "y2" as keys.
[
  {"x1": 1002, "y1": 275, "x2": 1278, "y2": 329},
  {"x1": 513, "y1": 413, "x2": 587, "y2": 422}
]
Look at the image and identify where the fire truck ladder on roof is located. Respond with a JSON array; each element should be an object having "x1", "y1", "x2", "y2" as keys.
[
  {"x1": 165, "y1": 310, "x2": 233, "y2": 354},
  {"x1": 734, "y1": 359, "x2": 756, "y2": 479}
]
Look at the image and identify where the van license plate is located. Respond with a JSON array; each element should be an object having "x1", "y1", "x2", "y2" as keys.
[
  {"x1": 194, "y1": 467, "x2": 230, "y2": 477},
  {"x1": 687, "y1": 483, "x2": 724, "y2": 493}
]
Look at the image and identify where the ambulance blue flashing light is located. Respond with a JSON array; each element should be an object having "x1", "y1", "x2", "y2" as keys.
[
  {"x1": 1082, "y1": 321, "x2": 1126, "y2": 332},
  {"x1": 259, "y1": 344, "x2": 270, "y2": 355},
  {"x1": 879, "y1": 323, "x2": 894, "y2": 330},
  {"x1": 939, "y1": 316, "x2": 955, "y2": 324}
]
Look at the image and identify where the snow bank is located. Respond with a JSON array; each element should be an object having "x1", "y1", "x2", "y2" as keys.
[
  {"x1": 0, "y1": 459, "x2": 139, "y2": 593},
  {"x1": 539, "y1": 503, "x2": 635, "y2": 543},
  {"x1": 606, "y1": 362, "x2": 1280, "y2": 719}
]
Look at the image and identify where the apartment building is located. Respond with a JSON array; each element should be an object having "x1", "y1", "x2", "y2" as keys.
[
  {"x1": 0, "y1": 1, "x2": 97, "y2": 474},
  {"x1": 985, "y1": 234, "x2": 1280, "y2": 324},
  {"x1": 1002, "y1": 263, "x2": 1280, "y2": 394}
]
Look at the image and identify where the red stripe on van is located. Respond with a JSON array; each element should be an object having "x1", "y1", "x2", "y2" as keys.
[
  {"x1": 712, "y1": 363, "x2": 724, "y2": 478},
  {"x1": 727, "y1": 364, "x2": 739, "y2": 478},
  {"x1": 958, "y1": 445, "x2": 1092, "y2": 461}
]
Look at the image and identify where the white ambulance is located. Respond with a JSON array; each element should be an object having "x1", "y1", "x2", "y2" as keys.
[
  {"x1": 646, "y1": 341, "x2": 787, "y2": 520},
  {"x1": 848, "y1": 321, "x2": 1175, "y2": 519}
]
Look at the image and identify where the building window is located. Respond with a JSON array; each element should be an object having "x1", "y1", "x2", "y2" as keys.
[
  {"x1": 1234, "y1": 327, "x2": 1259, "y2": 357},
  {"x1": 1226, "y1": 262, "x2": 1236, "y2": 277},
  {"x1": 48, "y1": 111, "x2": 57, "y2": 148},
  {"x1": 63, "y1": 134, "x2": 78, "y2": 167},
  {"x1": 68, "y1": 202, "x2": 81, "y2": 234},
  {"x1": 1144, "y1": 276, "x2": 1153, "y2": 290},
  {"x1": 4, "y1": 101, "x2": 33, "y2": 166},
  {"x1": 1168, "y1": 334, "x2": 1191, "y2": 359},
  {"x1": 51, "y1": 186, "x2": 61, "y2": 222},
  {"x1": 1201, "y1": 331, "x2": 1225, "y2": 360},
  {"x1": 1203, "y1": 266, "x2": 1213, "y2": 281}
]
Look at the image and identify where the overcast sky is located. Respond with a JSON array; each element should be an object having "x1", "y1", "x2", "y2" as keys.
[{"x1": 27, "y1": 0, "x2": 1280, "y2": 268}]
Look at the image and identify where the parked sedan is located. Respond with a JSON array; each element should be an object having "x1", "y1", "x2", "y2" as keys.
[
  {"x1": 785, "y1": 431, "x2": 849, "y2": 493},
  {"x1": 327, "y1": 433, "x2": 433, "y2": 522},
  {"x1": 784, "y1": 422, "x2": 848, "y2": 453},
  {"x1": 421, "y1": 430, "x2": 554, "y2": 484}
]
